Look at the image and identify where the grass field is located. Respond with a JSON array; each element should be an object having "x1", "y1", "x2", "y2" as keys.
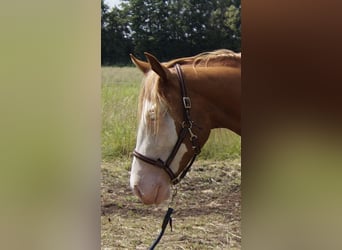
[{"x1": 101, "y1": 67, "x2": 241, "y2": 249}]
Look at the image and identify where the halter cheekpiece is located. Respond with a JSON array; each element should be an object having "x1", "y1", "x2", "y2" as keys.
[{"x1": 133, "y1": 64, "x2": 201, "y2": 185}]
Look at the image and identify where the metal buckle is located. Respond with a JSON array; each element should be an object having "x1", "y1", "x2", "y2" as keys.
[
  {"x1": 182, "y1": 120, "x2": 193, "y2": 129},
  {"x1": 183, "y1": 97, "x2": 191, "y2": 109}
]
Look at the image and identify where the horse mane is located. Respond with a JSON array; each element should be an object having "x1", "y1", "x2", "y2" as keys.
[{"x1": 165, "y1": 49, "x2": 241, "y2": 68}]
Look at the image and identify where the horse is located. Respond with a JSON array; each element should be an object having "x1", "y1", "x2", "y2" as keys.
[{"x1": 129, "y1": 49, "x2": 241, "y2": 205}]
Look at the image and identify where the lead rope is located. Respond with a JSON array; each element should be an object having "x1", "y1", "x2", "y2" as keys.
[
  {"x1": 149, "y1": 187, "x2": 178, "y2": 250},
  {"x1": 148, "y1": 207, "x2": 173, "y2": 250}
]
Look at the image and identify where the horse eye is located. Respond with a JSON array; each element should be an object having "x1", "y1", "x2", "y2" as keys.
[{"x1": 148, "y1": 109, "x2": 156, "y2": 121}]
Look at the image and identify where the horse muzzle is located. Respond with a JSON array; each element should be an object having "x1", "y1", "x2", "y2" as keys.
[
  {"x1": 132, "y1": 182, "x2": 171, "y2": 205},
  {"x1": 130, "y1": 162, "x2": 171, "y2": 205}
]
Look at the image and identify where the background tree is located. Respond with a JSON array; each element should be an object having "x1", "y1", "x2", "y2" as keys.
[
  {"x1": 101, "y1": 0, "x2": 241, "y2": 65},
  {"x1": 101, "y1": 0, "x2": 132, "y2": 65}
]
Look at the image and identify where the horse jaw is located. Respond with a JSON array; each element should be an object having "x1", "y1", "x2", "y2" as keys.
[{"x1": 130, "y1": 104, "x2": 188, "y2": 205}]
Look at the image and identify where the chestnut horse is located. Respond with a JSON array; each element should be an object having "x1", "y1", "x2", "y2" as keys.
[{"x1": 130, "y1": 50, "x2": 241, "y2": 204}]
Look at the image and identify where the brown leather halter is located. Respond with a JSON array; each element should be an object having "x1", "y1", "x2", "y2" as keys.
[{"x1": 133, "y1": 64, "x2": 201, "y2": 185}]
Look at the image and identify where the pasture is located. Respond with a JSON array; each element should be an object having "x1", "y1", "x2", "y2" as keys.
[{"x1": 101, "y1": 67, "x2": 241, "y2": 249}]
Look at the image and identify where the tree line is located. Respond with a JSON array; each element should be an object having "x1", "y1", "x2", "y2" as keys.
[{"x1": 101, "y1": 0, "x2": 241, "y2": 65}]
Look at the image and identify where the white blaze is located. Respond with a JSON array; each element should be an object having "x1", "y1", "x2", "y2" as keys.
[
  {"x1": 134, "y1": 99, "x2": 187, "y2": 174},
  {"x1": 130, "y1": 98, "x2": 188, "y2": 203}
]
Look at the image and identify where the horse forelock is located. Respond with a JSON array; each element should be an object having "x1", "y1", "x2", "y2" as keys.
[{"x1": 138, "y1": 72, "x2": 169, "y2": 134}]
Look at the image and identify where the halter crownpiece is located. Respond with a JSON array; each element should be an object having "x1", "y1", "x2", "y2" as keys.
[{"x1": 133, "y1": 64, "x2": 201, "y2": 185}]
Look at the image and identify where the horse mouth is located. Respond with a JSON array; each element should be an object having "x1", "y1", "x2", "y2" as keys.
[{"x1": 133, "y1": 184, "x2": 170, "y2": 205}]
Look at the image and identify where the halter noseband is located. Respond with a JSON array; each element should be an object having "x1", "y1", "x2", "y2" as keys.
[{"x1": 133, "y1": 64, "x2": 201, "y2": 185}]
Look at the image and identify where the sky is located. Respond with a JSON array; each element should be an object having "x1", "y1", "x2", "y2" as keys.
[{"x1": 105, "y1": 0, "x2": 121, "y2": 7}]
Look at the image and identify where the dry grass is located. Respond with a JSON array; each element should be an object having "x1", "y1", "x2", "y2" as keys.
[{"x1": 101, "y1": 159, "x2": 241, "y2": 249}]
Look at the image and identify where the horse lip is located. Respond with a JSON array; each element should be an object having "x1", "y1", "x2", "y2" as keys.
[
  {"x1": 133, "y1": 184, "x2": 161, "y2": 205},
  {"x1": 153, "y1": 185, "x2": 162, "y2": 204}
]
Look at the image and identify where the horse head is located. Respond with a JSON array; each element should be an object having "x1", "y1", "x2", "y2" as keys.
[
  {"x1": 129, "y1": 53, "x2": 210, "y2": 204},
  {"x1": 129, "y1": 50, "x2": 241, "y2": 205}
]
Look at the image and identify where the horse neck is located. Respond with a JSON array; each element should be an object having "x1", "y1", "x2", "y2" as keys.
[{"x1": 184, "y1": 66, "x2": 241, "y2": 135}]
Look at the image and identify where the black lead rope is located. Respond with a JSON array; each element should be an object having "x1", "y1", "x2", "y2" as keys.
[{"x1": 149, "y1": 207, "x2": 174, "y2": 250}]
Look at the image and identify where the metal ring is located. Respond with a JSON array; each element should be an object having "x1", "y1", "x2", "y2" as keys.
[{"x1": 182, "y1": 120, "x2": 193, "y2": 129}]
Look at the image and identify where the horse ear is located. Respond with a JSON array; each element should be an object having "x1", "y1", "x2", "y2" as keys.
[
  {"x1": 130, "y1": 54, "x2": 150, "y2": 74},
  {"x1": 144, "y1": 52, "x2": 171, "y2": 81}
]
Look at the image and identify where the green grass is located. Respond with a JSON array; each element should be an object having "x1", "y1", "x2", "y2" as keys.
[
  {"x1": 200, "y1": 129, "x2": 241, "y2": 160},
  {"x1": 101, "y1": 66, "x2": 141, "y2": 159},
  {"x1": 101, "y1": 67, "x2": 241, "y2": 161}
]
